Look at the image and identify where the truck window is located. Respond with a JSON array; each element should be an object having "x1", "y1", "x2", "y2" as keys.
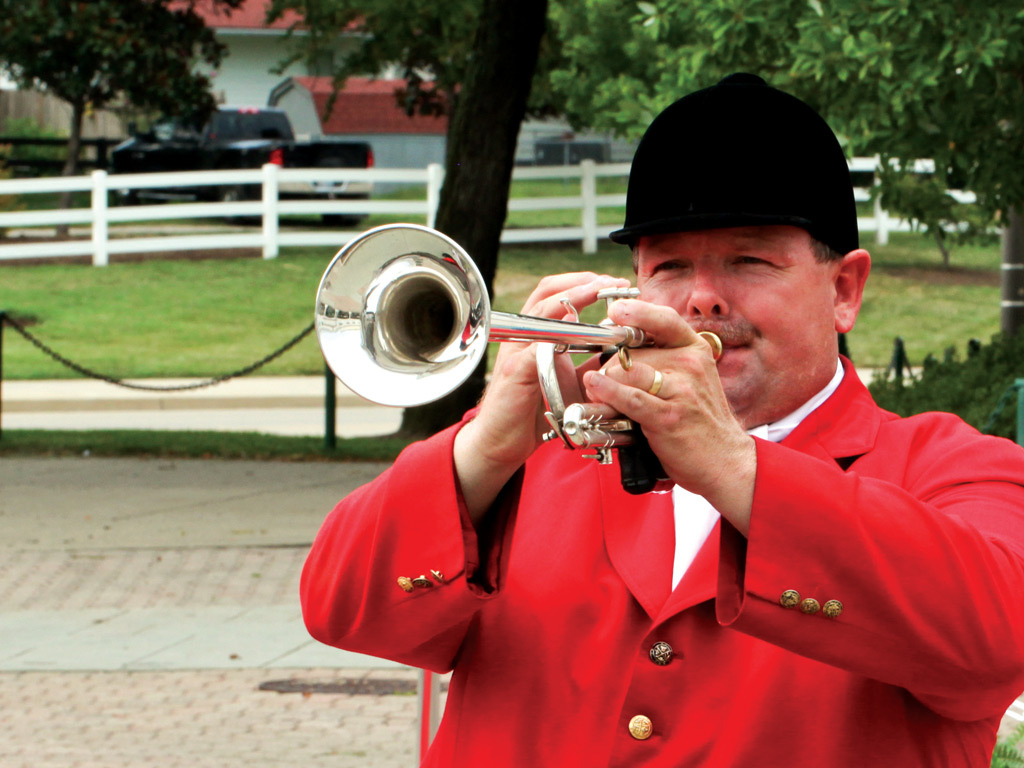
[
  {"x1": 153, "y1": 118, "x2": 199, "y2": 142},
  {"x1": 258, "y1": 113, "x2": 294, "y2": 141},
  {"x1": 207, "y1": 112, "x2": 243, "y2": 142}
]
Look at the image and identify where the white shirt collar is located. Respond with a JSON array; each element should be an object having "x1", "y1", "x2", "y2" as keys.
[
  {"x1": 746, "y1": 359, "x2": 844, "y2": 444},
  {"x1": 669, "y1": 359, "x2": 845, "y2": 590}
]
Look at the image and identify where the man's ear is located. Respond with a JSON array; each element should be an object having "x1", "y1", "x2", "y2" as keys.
[{"x1": 833, "y1": 249, "x2": 871, "y2": 334}]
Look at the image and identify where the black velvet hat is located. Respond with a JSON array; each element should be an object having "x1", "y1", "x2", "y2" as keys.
[{"x1": 609, "y1": 73, "x2": 859, "y2": 255}]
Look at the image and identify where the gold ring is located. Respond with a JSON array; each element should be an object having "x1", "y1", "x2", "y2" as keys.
[
  {"x1": 697, "y1": 331, "x2": 723, "y2": 361},
  {"x1": 647, "y1": 369, "x2": 664, "y2": 397},
  {"x1": 618, "y1": 346, "x2": 633, "y2": 371}
]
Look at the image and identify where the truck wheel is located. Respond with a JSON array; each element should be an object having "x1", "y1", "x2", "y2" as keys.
[
  {"x1": 322, "y1": 195, "x2": 369, "y2": 227},
  {"x1": 114, "y1": 189, "x2": 140, "y2": 206},
  {"x1": 219, "y1": 186, "x2": 256, "y2": 224},
  {"x1": 322, "y1": 213, "x2": 366, "y2": 227}
]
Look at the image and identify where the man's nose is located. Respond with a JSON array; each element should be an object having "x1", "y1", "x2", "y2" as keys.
[{"x1": 686, "y1": 272, "x2": 728, "y2": 318}]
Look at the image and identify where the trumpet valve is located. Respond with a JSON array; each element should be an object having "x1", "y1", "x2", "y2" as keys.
[
  {"x1": 561, "y1": 403, "x2": 635, "y2": 452},
  {"x1": 597, "y1": 286, "x2": 640, "y2": 314}
]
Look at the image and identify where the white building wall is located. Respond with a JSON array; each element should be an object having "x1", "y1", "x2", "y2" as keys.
[
  {"x1": 268, "y1": 84, "x2": 322, "y2": 139},
  {"x1": 204, "y1": 34, "x2": 301, "y2": 107},
  {"x1": 207, "y1": 32, "x2": 360, "y2": 108}
]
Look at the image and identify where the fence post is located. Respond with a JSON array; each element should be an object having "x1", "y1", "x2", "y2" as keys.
[
  {"x1": 580, "y1": 159, "x2": 598, "y2": 254},
  {"x1": 425, "y1": 163, "x2": 444, "y2": 229},
  {"x1": 262, "y1": 163, "x2": 280, "y2": 260},
  {"x1": 91, "y1": 169, "x2": 109, "y2": 266}
]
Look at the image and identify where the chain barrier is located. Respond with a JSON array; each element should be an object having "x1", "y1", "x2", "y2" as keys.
[{"x1": 1, "y1": 313, "x2": 315, "y2": 391}]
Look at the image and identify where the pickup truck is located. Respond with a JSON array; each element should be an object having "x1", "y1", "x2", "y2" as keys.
[{"x1": 109, "y1": 106, "x2": 374, "y2": 224}]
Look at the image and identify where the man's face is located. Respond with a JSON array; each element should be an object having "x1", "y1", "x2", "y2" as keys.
[{"x1": 634, "y1": 226, "x2": 868, "y2": 429}]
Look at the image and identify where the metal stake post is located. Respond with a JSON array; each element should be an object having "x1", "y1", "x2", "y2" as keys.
[
  {"x1": 1017, "y1": 380, "x2": 1024, "y2": 448},
  {"x1": 324, "y1": 363, "x2": 336, "y2": 450},
  {"x1": 0, "y1": 310, "x2": 4, "y2": 440}
]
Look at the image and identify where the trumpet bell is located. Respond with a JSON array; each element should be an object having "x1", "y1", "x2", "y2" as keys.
[{"x1": 315, "y1": 224, "x2": 491, "y2": 407}]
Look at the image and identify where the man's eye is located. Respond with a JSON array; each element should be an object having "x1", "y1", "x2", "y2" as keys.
[{"x1": 649, "y1": 260, "x2": 686, "y2": 274}]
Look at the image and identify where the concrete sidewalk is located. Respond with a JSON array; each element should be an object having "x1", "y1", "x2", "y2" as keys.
[
  {"x1": 0, "y1": 454, "x2": 429, "y2": 767},
  {"x1": 0, "y1": 375, "x2": 403, "y2": 437}
]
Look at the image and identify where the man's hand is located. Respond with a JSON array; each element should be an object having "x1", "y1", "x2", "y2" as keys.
[
  {"x1": 581, "y1": 299, "x2": 757, "y2": 535},
  {"x1": 453, "y1": 272, "x2": 632, "y2": 524}
]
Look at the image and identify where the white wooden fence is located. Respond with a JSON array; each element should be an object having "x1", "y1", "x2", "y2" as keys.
[{"x1": 0, "y1": 158, "x2": 967, "y2": 266}]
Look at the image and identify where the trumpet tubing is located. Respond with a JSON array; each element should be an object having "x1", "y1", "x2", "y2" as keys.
[{"x1": 315, "y1": 223, "x2": 644, "y2": 408}]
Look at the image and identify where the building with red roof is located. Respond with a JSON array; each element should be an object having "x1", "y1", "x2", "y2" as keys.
[
  {"x1": 187, "y1": 0, "x2": 360, "y2": 108},
  {"x1": 269, "y1": 76, "x2": 449, "y2": 169},
  {"x1": 196, "y1": 0, "x2": 624, "y2": 169}
]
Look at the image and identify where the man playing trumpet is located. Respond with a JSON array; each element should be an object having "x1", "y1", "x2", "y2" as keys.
[{"x1": 301, "y1": 74, "x2": 1024, "y2": 766}]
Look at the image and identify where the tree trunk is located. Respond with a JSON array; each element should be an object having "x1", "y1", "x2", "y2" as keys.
[
  {"x1": 397, "y1": 0, "x2": 549, "y2": 437},
  {"x1": 57, "y1": 98, "x2": 86, "y2": 236},
  {"x1": 1001, "y1": 205, "x2": 1024, "y2": 336}
]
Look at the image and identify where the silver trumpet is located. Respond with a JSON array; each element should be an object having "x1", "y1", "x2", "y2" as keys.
[{"x1": 314, "y1": 223, "x2": 717, "y2": 491}]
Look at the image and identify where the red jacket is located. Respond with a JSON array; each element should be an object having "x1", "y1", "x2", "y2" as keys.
[{"x1": 301, "y1": 360, "x2": 1024, "y2": 766}]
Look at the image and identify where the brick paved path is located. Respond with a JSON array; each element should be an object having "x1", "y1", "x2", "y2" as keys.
[{"x1": 0, "y1": 668, "x2": 420, "y2": 768}]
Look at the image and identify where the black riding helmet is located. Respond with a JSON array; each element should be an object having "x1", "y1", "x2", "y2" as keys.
[{"x1": 609, "y1": 73, "x2": 859, "y2": 256}]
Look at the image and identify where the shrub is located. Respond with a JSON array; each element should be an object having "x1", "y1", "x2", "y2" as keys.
[
  {"x1": 1, "y1": 117, "x2": 66, "y2": 177},
  {"x1": 991, "y1": 720, "x2": 1024, "y2": 768},
  {"x1": 868, "y1": 332, "x2": 1024, "y2": 441}
]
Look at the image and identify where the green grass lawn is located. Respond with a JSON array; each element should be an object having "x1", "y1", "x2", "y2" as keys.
[
  {"x1": 0, "y1": 231, "x2": 1002, "y2": 381},
  {"x1": 0, "y1": 221, "x2": 1003, "y2": 461}
]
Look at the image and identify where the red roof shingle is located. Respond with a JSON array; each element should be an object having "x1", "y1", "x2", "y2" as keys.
[
  {"x1": 293, "y1": 77, "x2": 449, "y2": 136},
  {"x1": 184, "y1": 0, "x2": 301, "y2": 31}
]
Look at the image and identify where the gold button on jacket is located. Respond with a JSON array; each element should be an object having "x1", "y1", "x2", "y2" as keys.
[
  {"x1": 628, "y1": 714, "x2": 653, "y2": 740},
  {"x1": 649, "y1": 641, "x2": 673, "y2": 666},
  {"x1": 800, "y1": 597, "x2": 821, "y2": 614},
  {"x1": 823, "y1": 599, "x2": 844, "y2": 618},
  {"x1": 780, "y1": 589, "x2": 800, "y2": 608}
]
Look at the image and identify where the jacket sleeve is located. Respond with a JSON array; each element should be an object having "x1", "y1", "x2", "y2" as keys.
[
  {"x1": 299, "y1": 419, "x2": 518, "y2": 673},
  {"x1": 716, "y1": 416, "x2": 1024, "y2": 721}
]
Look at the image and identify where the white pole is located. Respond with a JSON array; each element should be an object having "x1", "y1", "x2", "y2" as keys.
[
  {"x1": 581, "y1": 159, "x2": 598, "y2": 254},
  {"x1": 91, "y1": 170, "x2": 109, "y2": 267},
  {"x1": 426, "y1": 163, "x2": 444, "y2": 230}
]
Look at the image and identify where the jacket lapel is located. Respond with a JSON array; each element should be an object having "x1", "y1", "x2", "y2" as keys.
[
  {"x1": 782, "y1": 358, "x2": 885, "y2": 464},
  {"x1": 596, "y1": 359, "x2": 887, "y2": 623},
  {"x1": 599, "y1": 467, "x2": 675, "y2": 620},
  {"x1": 659, "y1": 520, "x2": 721, "y2": 620}
]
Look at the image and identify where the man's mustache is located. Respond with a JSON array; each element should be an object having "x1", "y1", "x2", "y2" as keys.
[{"x1": 688, "y1": 319, "x2": 758, "y2": 347}]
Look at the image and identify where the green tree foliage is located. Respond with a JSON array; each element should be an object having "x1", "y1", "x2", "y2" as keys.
[
  {"x1": 269, "y1": 0, "x2": 549, "y2": 435},
  {"x1": 551, "y1": 0, "x2": 1024, "y2": 265},
  {"x1": 268, "y1": 0, "x2": 474, "y2": 118},
  {"x1": 0, "y1": 0, "x2": 243, "y2": 177}
]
